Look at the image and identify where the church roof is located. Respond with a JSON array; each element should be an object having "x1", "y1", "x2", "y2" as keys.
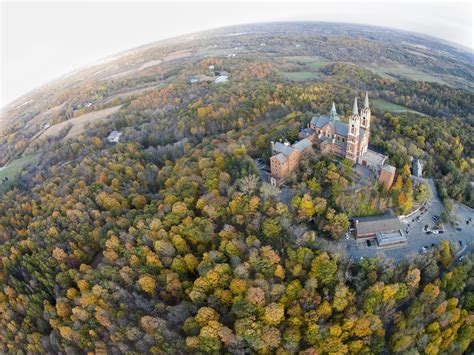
[
  {"x1": 311, "y1": 117, "x2": 350, "y2": 137},
  {"x1": 310, "y1": 115, "x2": 330, "y2": 128},
  {"x1": 334, "y1": 121, "x2": 349, "y2": 136}
]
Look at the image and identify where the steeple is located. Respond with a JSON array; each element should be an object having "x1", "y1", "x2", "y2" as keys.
[
  {"x1": 352, "y1": 97, "x2": 358, "y2": 115},
  {"x1": 329, "y1": 102, "x2": 338, "y2": 122},
  {"x1": 364, "y1": 91, "x2": 369, "y2": 108}
]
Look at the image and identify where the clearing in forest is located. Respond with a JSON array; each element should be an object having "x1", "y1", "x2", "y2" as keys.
[{"x1": 35, "y1": 105, "x2": 123, "y2": 141}]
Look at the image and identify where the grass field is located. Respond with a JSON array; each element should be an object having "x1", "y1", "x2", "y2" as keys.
[
  {"x1": 283, "y1": 71, "x2": 320, "y2": 81},
  {"x1": 372, "y1": 99, "x2": 425, "y2": 115},
  {"x1": 0, "y1": 154, "x2": 40, "y2": 187},
  {"x1": 366, "y1": 65, "x2": 450, "y2": 86},
  {"x1": 34, "y1": 105, "x2": 123, "y2": 142},
  {"x1": 306, "y1": 61, "x2": 331, "y2": 70}
]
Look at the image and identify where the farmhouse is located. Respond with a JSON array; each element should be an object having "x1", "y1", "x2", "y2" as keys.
[{"x1": 215, "y1": 75, "x2": 228, "y2": 84}]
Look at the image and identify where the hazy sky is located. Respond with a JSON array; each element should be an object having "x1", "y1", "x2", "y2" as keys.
[{"x1": 1, "y1": 0, "x2": 473, "y2": 108}]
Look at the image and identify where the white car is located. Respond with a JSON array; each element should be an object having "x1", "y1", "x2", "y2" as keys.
[{"x1": 432, "y1": 230, "x2": 439, "y2": 235}]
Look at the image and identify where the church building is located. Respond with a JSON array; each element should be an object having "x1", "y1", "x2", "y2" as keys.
[
  {"x1": 310, "y1": 92, "x2": 370, "y2": 163},
  {"x1": 269, "y1": 92, "x2": 395, "y2": 185}
]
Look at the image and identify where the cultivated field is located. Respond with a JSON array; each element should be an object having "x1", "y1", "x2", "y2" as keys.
[
  {"x1": 35, "y1": 105, "x2": 123, "y2": 141},
  {"x1": 372, "y1": 99, "x2": 425, "y2": 115},
  {"x1": 283, "y1": 71, "x2": 320, "y2": 81}
]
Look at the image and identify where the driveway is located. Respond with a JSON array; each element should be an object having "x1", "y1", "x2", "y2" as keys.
[{"x1": 342, "y1": 178, "x2": 473, "y2": 262}]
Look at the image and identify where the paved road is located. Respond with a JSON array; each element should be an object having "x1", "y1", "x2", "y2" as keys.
[
  {"x1": 343, "y1": 178, "x2": 473, "y2": 262},
  {"x1": 253, "y1": 157, "x2": 472, "y2": 263}
]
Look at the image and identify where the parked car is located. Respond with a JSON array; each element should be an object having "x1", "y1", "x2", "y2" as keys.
[
  {"x1": 366, "y1": 240, "x2": 372, "y2": 247},
  {"x1": 456, "y1": 227, "x2": 462, "y2": 232},
  {"x1": 439, "y1": 230, "x2": 444, "y2": 234},
  {"x1": 431, "y1": 243, "x2": 436, "y2": 248},
  {"x1": 432, "y1": 230, "x2": 439, "y2": 235},
  {"x1": 458, "y1": 240, "x2": 463, "y2": 247},
  {"x1": 458, "y1": 256, "x2": 465, "y2": 262},
  {"x1": 416, "y1": 216, "x2": 421, "y2": 223},
  {"x1": 426, "y1": 231, "x2": 432, "y2": 235}
]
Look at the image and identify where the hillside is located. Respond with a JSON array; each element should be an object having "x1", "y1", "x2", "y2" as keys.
[{"x1": 0, "y1": 22, "x2": 473, "y2": 353}]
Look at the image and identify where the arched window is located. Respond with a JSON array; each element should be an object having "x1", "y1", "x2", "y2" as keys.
[{"x1": 351, "y1": 124, "x2": 354, "y2": 134}]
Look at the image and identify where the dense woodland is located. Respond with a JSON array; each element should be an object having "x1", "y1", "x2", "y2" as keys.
[{"x1": 1, "y1": 23, "x2": 473, "y2": 353}]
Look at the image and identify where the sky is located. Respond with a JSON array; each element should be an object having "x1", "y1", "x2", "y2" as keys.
[{"x1": 1, "y1": 0, "x2": 473, "y2": 108}]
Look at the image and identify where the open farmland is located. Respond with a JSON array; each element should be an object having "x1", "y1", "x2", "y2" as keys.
[{"x1": 35, "y1": 105, "x2": 123, "y2": 141}]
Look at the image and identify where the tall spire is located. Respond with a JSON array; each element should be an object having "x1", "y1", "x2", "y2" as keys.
[
  {"x1": 364, "y1": 91, "x2": 369, "y2": 108},
  {"x1": 352, "y1": 97, "x2": 358, "y2": 115},
  {"x1": 329, "y1": 102, "x2": 337, "y2": 121}
]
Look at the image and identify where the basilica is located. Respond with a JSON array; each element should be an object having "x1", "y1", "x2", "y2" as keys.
[
  {"x1": 310, "y1": 92, "x2": 370, "y2": 162},
  {"x1": 270, "y1": 92, "x2": 395, "y2": 189}
]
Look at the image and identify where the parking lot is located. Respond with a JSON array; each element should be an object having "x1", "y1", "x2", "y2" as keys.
[
  {"x1": 254, "y1": 157, "x2": 472, "y2": 263},
  {"x1": 344, "y1": 178, "x2": 473, "y2": 262}
]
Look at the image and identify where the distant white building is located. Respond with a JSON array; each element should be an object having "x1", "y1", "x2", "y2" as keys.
[
  {"x1": 208, "y1": 64, "x2": 215, "y2": 70},
  {"x1": 215, "y1": 75, "x2": 228, "y2": 84},
  {"x1": 106, "y1": 131, "x2": 122, "y2": 143}
]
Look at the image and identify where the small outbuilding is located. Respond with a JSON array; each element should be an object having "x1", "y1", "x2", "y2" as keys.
[
  {"x1": 214, "y1": 75, "x2": 228, "y2": 84},
  {"x1": 106, "y1": 131, "x2": 122, "y2": 143}
]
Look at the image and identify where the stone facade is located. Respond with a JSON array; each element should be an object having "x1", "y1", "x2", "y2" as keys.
[{"x1": 310, "y1": 93, "x2": 370, "y2": 163}]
